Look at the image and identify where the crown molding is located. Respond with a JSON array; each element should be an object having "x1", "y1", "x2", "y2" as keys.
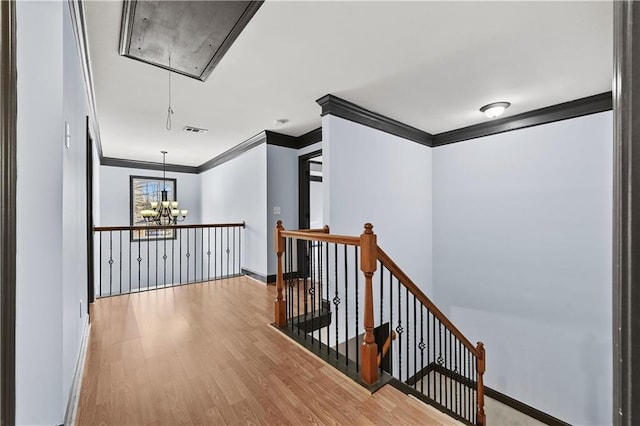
[
  {"x1": 101, "y1": 157, "x2": 199, "y2": 174},
  {"x1": 316, "y1": 94, "x2": 434, "y2": 146},
  {"x1": 432, "y1": 92, "x2": 612, "y2": 147},
  {"x1": 68, "y1": 0, "x2": 103, "y2": 157},
  {"x1": 198, "y1": 131, "x2": 267, "y2": 173},
  {"x1": 297, "y1": 127, "x2": 322, "y2": 148},
  {"x1": 264, "y1": 130, "x2": 299, "y2": 149}
]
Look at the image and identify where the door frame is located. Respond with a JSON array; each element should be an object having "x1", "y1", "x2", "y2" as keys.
[{"x1": 0, "y1": 1, "x2": 17, "y2": 424}]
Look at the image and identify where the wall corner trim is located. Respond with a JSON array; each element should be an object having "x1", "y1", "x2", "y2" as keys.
[
  {"x1": 432, "y1": 92, "x2": 613, "y2": 146},
  {"x1": 316, "y1": 94, "x2": 434, "y2": 146}
]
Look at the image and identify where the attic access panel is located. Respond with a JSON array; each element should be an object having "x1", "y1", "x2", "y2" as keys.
[{"x1": 119, "y1": 0, "x2": 263, "y2": 81}]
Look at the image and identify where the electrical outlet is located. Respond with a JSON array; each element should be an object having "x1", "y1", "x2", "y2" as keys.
[{"x1": 273, "y1": 206, "x2": 281, "y2": 215}]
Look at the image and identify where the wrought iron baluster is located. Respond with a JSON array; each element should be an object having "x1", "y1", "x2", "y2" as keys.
[
  {"x1": 119, "y1": 230, "x2": 122, "y2": 294},
  {"x1": 325, "y1": 240, "x2": 330, "y2": 357},
  {"x1": 237, "y1": 226, "x2": 241, "y2": 275},
  {"x1": 163, "y1": 231, "x2": 167, "y2": 287},
  {"x1": 226, "y1": 226, "x2": 230, "y2": 277},
  {"x1": 179, "y1": 228, "x2": 182, "y2": 284},
  {"x1": 303, "y1": 240, "x2": 309, "y2": 342},
  {"x1": 232, "y1": 227, "x2": 236, "y2": 276},
  {"x1": 396, "y1": 278, "x2": 402, "y2": 381},
  {"x1": 108, "y1": 231, "x2": 113, "y2": 295},
  {"x1": 99, "y1": 232, "x2": 102, "y2": 297},
  {"x1": 355, "y1": 246, "x2": 359, "y2": 372},
  {"x1": 155, "y1": 229, "x2": 158, "y2": 288},
  {"x1": 186, "y1": 228, "x2": 190, "y2": 283},
  {"x1": 207, "y1": 228, "x2": 211, "y2": 281},
  {"x1": 333, "y1": 243, "x2": 339, "y2": 359},
  {"x1": 171, "y1": 228, "x2": 175, "y2": 285},
  {"x1": 420, "y1": 306, "x2": 424, "y2": 395},
  {"x1": 413, "y1": 294, "x2": 417, "y2": 390},
  {"x1": 389, "y1": 268, "x2": 393, "y2": 377},
  {"x1": 439, "y1": 321, "x2": 443, "y2": 406},
  {"x1": 137, "y1": 232, "x2": 141, "y2": 291},
  {"x1": 405, "y1": 287, "x2": 409, "y2": 383},
  {"x1": 344, "y1": 244, "x2": 348, "y2": 366}
]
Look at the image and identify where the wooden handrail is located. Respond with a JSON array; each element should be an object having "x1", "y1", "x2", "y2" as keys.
[
  {"x1": 94, "y1": 222, "x2": 245, "y2": 232},
  {"x1": 280, "y1": 229, "x2": 360, "y2": 246},
  {"x1": 297, "y1": 225, "x2": 330, "y2": 233},
  {"x1": 377, "y1": 330, "x2": 397, "y2": 367},
  {"x1": 377, "y1": 246, "x2": 479, "y2": 357}
]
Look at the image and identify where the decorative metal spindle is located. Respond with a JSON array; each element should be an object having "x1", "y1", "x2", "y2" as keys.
[
  {"x1": 427, "y1": 310, "x2": 431, "y2": 398},
  {"x1": 119, "y1": 230, "x2": 123, "y2": 294},
  {"x1": 379, "y1": 261, "x2": 383, "y2": 332},
  {"x1": 396, "y1": 278, "x2": 402, "y2": 381},
  {"x1": 226, "y1": 227, "x2": 230, "y2": 276},
  {"x1": 455, "y1": 340, "x2": 460, "y2": 416},
  {"x1": 201, "y1": 228, "x2": 204, "y2": 281},
  {"x1": 307, "y1": 241, "x2": 312, "y2": 341},
  {"x1": 220, "y1": 226, "x2": 223, "y2": 277},
  {"x1": 137, "y1": 234, "x2": 141, "y2": 290},
  {"x1": 238, "y1": 226, "x2": 242, "y2": 275},
  {"x1": 289, "y1": 238, "x2": 294, "y2": 330},
  {"x1": 344, "y1": 244, "x2": 348, "y2": 366},
  {"x1": 389, "y1": 268, "x2": 393, "y2": 376},
  {"x1": 163, "y1": 232, "x2": 167, "y2": 287},
  {"x1": 355, "y1": 246, "x2": 359, "y2": 372},
  {"x1": 108, "y1": 231, "x2": 113, "y2": 295},
  {"x1": 439, "y1": 322, "x2": 443, "y2": 406},
  {"x1": 186, "y1": 229, "x2": 190, "y2": 283},
  {"x1": 207, "y1": 228, "x2": 211, "y2": 281},
  {"x1": 213, "y1": 228, "x2": 218, "y2": 279},
  {"x1": 310, "y1": 241, "x2": 317, "y2": 348},
  {"x1": 232, "y1": 227, "x2": 235, "y2": 276},
  {"x1": 420, "y1": 306, "x2": 424, "y2": 395},
  {"x1": 99, "y1": 232, "x2": 102, "y2": 297},
  {"x1": 413, "y1": 296, "x2": 422, "y2": 389},
  {"x1": 297, "y1": 242, "x2": 301, "y2": 336},
  {"x1": 155, "y1": 230, "x2": 158, "y2": 288},
  {"x1": 179, "y1": 228, "x2": 182, "y2": 283},
  {"x1": 325, "y1": 241, "x2": 330, "y2": 357},
  {"x1": 128, "y1": 230, "x2": 132, "y2": 293},
  {"x1": 406, "y1": 287, "x2": 409, "y2": 382},
  {"x1": 303, "y1": 241, "x2": 309, "y2": 342},
  {"x1": 333, "y1": 243, "x2": 339, "y2": 359},
  {"x1": 146, "y1": 231, "x2": 150, "y2": 289}
]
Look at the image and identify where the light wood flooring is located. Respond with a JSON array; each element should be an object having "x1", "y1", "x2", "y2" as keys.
[{"x1": 76, "y1": 276, "x2": 460, "y2": 425}]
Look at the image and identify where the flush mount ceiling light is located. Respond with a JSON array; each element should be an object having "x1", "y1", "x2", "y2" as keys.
[
  {"x1": 480, "y1": 101, "x2": 511, "y2": 118},
  {"x1": 275, "y1": 118, "x2": 289, "y2": 126}
]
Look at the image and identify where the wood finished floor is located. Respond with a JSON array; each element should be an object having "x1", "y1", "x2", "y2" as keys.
[{"x1": 76, "y1": 276, "x2": 461, "y2": 425}]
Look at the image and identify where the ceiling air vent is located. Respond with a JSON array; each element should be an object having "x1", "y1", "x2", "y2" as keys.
[{"x1": 183, "y1": 126, "x2": 208, "y2": 134}]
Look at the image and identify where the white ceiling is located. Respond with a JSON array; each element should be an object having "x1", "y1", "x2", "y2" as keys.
[{"x1": 84, "y1": 1, "x2": 613, "y2": 167}]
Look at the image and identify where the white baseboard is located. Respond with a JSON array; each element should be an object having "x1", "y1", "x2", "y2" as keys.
[{"x1": 64, "y1": 317, "x2": 91, "y2": 426}]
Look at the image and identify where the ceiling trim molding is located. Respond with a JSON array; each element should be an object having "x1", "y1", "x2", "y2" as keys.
[
  {"x1": 432, "y1": 92, "x2": 613, "y2": 147},
  {"x1": 316, "y1": 94, "x2": 434, "y2": 146},
  {"x1": 102, "y1": 157, "x2": 199, "y2": 174},
  {"x1": 297, "y1": 127, "x2": 322, "y2": 148},
  {"x1": 264, "y1": 130, "x2": 299, "y2": 149},
  {"x1": 198, "y1": 131, "x2": 267, "y2": 173},
  {"x1": 68, "y1": 0, "x2": 103, "y2": 157}
]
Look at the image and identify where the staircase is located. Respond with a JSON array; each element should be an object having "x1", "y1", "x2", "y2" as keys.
[{"x1": 272, "y1": 221, "x2": 486, "y2": 426}]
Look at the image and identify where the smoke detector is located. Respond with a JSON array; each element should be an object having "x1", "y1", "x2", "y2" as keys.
[{"x1": 183, "y1": 126, "x2": 208, "y2": 134}]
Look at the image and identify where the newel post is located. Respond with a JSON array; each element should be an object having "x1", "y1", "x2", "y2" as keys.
[
  {"x1": 274, "y1": 220, "x2": 286, "y2": 327},
  {"x1": 360, "y1": 223, "x2": 378, "y2": 385},
  {"x1": 476, "y1": 342, "x2": 486, "y2": 426}
]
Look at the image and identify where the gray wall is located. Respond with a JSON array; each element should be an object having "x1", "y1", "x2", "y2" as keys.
[
  {"x1": 266, "y1": 144, "x2": 298, "y2": 275},
  {"x1": 16, "y1": 2, "x2": 90, "y2": 423},
  {"x1": 432, "y1": 111, "x2": 613, "y2": 425},
  {"x1": 200, "y1": 144, "x2": 267, "y2": 277},
  {"x1": 323, "y1": 115, "x2": 434, "y2": 295},
  {"x1": 98, "y1": 164, "x2": 202, "y2": 226}
]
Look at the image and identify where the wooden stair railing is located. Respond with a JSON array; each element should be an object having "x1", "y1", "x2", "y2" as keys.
[{"x1": 274, "y1": 221, "x2": 486, "y2": 426}]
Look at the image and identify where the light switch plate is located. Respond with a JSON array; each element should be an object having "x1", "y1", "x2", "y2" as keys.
[
  {"x1": 273, "y1": 206, "x2": 281, "y2": 215},
  {"x1": 65, "y1": 121, "x2": 70, "y2": 149}
]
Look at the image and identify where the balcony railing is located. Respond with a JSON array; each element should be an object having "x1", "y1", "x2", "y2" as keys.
[{"x1": 93, "y1": 223, "x2": 244, "y2": 298}]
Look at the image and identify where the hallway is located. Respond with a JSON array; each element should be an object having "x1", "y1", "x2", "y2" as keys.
[{"x1": 76, "y1": 276, "x2": 459, "y2": 425}]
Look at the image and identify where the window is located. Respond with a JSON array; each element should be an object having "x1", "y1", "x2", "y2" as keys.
[{"x1": 130, "y1": 175, "x2": 177, "y2": 241}]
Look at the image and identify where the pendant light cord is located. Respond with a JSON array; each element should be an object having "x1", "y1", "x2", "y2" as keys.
[{"x1": 166, "y1": 53, "x2": 173, "y2": 130}]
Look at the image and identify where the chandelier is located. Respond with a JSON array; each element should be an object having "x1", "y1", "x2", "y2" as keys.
[{"x1": 140, "y1": 151, "x2": 188, "y2": 225}]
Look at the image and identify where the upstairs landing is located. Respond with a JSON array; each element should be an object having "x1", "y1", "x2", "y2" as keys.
[{"x1": 76, "y1": 276, "x2": 460, "y2": 425}]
